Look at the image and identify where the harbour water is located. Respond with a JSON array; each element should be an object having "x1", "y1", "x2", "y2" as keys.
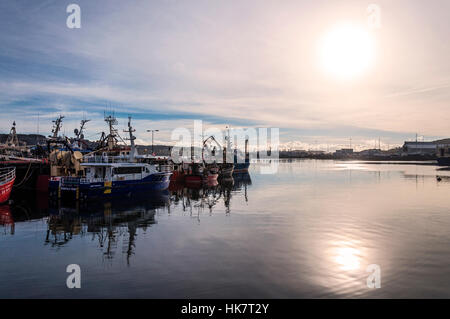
[{"x1": 2, "y1": 159, "x2": 450, "y2": 298}]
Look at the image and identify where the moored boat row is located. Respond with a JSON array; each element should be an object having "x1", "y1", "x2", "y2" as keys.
[
  {"x1": 49, "y1": 117, "x2": 172, "y2": 201},
  {"x1": 1, "y1": 115, "x2": 251, "y2": 201}
]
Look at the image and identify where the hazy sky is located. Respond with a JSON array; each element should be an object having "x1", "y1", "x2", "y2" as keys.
[{"x1": 0, "y1": 0, "x2": 449, "y2": 150}]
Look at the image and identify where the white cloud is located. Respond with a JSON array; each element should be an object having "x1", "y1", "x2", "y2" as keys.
[{"x1": 0, "y1": 0, "x2": 449, "y2": 147}]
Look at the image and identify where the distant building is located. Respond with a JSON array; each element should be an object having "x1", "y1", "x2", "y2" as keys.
[
  {"x1": 308, "y1": 150, "x2": 325, "y2": 155},
  {"x1": 402, "y1": 141, "x2": 437, "y2": 155}
]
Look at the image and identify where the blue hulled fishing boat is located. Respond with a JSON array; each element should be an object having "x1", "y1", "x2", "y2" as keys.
[
  {"x1": 49, "y1": 116, "x2": 171, "y2": 200},
  {"x1": 437, "y1": 143, "x2": 450, "y2": 166},
  {"x1": 51, "y1": 160, "x2": 171, "y2": 200},
  {"x1": 233, "y1": 138, "x2": 250, "y2": 173}
]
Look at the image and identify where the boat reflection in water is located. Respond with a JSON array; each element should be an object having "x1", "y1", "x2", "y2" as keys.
[
  {"x1": 169, "y1": 172, "x2": 251, "y2": 219},
  {"x1": 45, "y1": 172, "x2": 252, "y2": 261},
  {"x1": 47, "y1": 191, "x2": 170, "y2": 263},
  {"x1": 0, "y1": 204, "x2": 14, "y2": 235}
]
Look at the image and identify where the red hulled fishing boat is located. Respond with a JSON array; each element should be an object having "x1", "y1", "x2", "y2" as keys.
[
  {"x1": 184, "y1": 162, "x2": 204, "y2": 185},
  {"x1": 0, "y1": 167, "x2": 15, "y2": 204},
  {"x1": 203, "y1": 164, "x2": 219, "y2": 182}
]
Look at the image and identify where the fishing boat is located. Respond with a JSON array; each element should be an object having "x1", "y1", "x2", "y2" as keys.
[
  {"x1": 169, "y1": 162, "x2": 188, "y2": 182},
  {"x1": 222, "y1": 128, "x2": 250, "y2": 174},
  {"x1": 219, "y1": 163, "x2": 234, "y2": 178},
  {"x1": 1, "y1": 121, "x2": 50, "y2": 191},
  {"x1": 51, "y1": 160, "x2": 172, "y2": 200},
  {"x1": 184, "y1": 162, "x2": 204, "y2": 185},
  {"x1": 204, "y1": 164, "x2": 219, "y2": 181},
  {"x1": 170, "y1": 167, "x2": 185, "y2": 182},
  {"x1": 437, "y1": 157, "x2": 450, "y2": 166},
  {"x1": 233, "y1": 157, "x2": 250, "y2": 173},
  {"x1": 437, "y1": 143, "x2": 450, "y2": 166},
  {"x1": 0, "y1": 167, "x2": 15, "y2": 204},
  {"x1": 233, "y1": 138, "x2": 250, "y2": 173},
  {"x1": 49, "y1": 117, "x2": 172, "y2": 200}
]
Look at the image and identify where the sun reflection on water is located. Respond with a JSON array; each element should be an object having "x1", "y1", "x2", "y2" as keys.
[
  {"x1": 333, "y1": 162, "x2": 368, "y2": 171},
  {"x1": 315, "y1": 238, "x2": 373, "y2": 297},
  {"x1": 334, "y1": 246, "x2": 361, "y2": 271}
]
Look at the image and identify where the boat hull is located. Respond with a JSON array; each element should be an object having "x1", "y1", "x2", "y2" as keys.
[
  {"x1": 219, "y1": 164, "x2": 234, "y2": 178},
  {"x1": 204, "y1": 173, "x2": 219, "y2": 181},
  {"x1": 233, "y1": 162, "x2": 250, "y2": 173},
  {"x1": 185, "y1": 175, "x2": 202, "y2": 184},
  {"x1": 0, "y1": 160, "x2": 49, "y2": 190},
  {"x1": 170, "y1": 170, "x2": 185, "y2": 182},
  {"x1": 50, "y1": 173, "x2": 171, "y2": 200},
  {"x1": 0, "y1": 178, "x2": 15, "y2": 204},
  {"x1": 437, "y1": 158, "x2": 450, "y2": 166}
]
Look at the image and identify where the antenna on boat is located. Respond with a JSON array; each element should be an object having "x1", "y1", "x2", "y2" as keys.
[
  {"x1": 123, "y1": 116, "x2": 136, "y2": 159},
  {"x1": 36, "y1": 113, "x2": 40, "y2": 145}
]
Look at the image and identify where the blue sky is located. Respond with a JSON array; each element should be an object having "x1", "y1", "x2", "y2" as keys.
[{"x1": 0, "y1": 0, "x2": 449, "y2": 150}]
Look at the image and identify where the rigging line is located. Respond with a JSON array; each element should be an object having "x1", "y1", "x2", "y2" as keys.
[{"x1": 13, "y1": 161, "x2": 33, "y2": 188}]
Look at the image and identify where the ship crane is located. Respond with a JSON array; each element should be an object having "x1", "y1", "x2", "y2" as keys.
[
  {"x1": 46, "y1": 115, "x2": 74, "y2": 154},
  {"x1": 74, "y1": 119, "x2": 90, "y2": 140},
  {"x1": 5, "y1": 121, "x2": 20, "y2": 147},
  {"x1": 202, "y1": 135, "x2": 223, "y2": 163},
  {"x1": 73, "y1": 119, "x2": 91, "y2": 150}
]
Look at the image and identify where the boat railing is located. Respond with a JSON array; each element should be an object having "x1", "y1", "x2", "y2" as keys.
[
  {"x1": 83, "y1": 155, "x2": 129, "y2": 164},
  {"x1": 0, "y1": 167, "x2": 15, "y2": 184}
]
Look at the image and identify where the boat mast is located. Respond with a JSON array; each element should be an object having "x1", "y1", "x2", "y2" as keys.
[
  {"x1": 104, "y1": 112, "x2": 119, "y2": 150},
  {"x1": 245, "y1": 137, "x2": 249, "y2": 161},
  {"x1": 123, "y1": 116, "x2": 136, "y2": 159},
  {"x1": 50, "y1": 115, "x2": 64, "y2": 139},
  {"x1": 227, "y1": 126, "x2": 231, "y2": 150},
  {"x1": 226, "y1": 126, "x2": 232, "y2": 163}
]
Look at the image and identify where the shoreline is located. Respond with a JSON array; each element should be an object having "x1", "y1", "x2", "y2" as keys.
[{"x1": 279, "y1": 155, "x2": 437, "y2": 162}]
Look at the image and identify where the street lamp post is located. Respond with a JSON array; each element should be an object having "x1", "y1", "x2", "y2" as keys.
[{"x1": 146, "y1": 129, "x2": 159, "y2": 154}]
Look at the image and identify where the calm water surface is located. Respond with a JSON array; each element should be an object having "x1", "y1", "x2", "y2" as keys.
[{"x1": 2, "y1": 159, "x2": 450, "y2": 298}]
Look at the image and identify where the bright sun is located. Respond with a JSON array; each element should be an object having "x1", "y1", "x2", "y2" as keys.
[{"x1": 319, "y1": 24, "x2": 375, "y2": 80}]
